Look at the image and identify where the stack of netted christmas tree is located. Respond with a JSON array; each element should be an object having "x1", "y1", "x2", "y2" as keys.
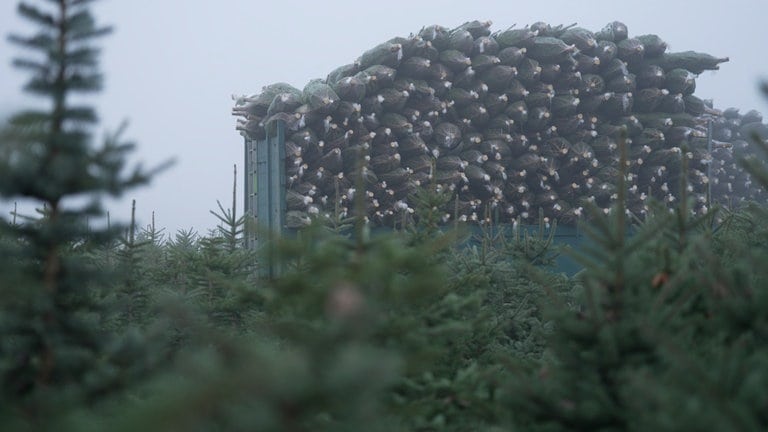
[{"x1": 233, "y1": 20, "x2": 766, "y2": 228}]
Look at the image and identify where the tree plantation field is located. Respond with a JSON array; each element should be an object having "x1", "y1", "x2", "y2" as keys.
[
  {"x1": 4, "y1": 157, "x2": 768, "y2": 432},
  {"x1": 2, "y1": 1, "x2": 768, "y2": 431}
]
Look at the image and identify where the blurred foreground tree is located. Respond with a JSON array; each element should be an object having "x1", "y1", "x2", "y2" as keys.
[
  {"x1": 0, "y1": 0, "x2": 161, "y2": 427},
  {"x1": 505, "y1": 131, "x2": 768, "y2": 431}
]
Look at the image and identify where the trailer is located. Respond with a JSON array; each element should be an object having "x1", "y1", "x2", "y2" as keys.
[{"x1": 243, "y1": 120, "x2": 599, "y2": 277}]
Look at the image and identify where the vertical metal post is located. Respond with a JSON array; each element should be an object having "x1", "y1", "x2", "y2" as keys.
[
  {"x1": 244, "y1": 138, "x2": 256, "y2": 250},
  {"x1": 269, "y1": 122, "x2": 286, "y2": 238},
  {"x1": 245, "y1": 121, "x2": 286, "y2": 279},
  {"x1": 707, "y1": 118, "x2": 713, "y2": 207}
]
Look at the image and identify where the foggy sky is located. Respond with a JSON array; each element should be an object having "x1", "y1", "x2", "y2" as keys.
[{"x1": 1, "y1": 0, "x2": 767, "y2": 234}]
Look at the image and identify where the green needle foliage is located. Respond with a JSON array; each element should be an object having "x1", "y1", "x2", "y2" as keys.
[
  {"x1": 0, "y1": 0, "x2": 158, "y2": 425},
  {"x1": 504, "y1": 130, "x2": 768, "y2": 431},
  {"x1": 2, "y1": 2, "x2": 767, "y2": 429}
]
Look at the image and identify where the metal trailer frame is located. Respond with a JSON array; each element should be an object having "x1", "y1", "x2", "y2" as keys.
[
  {"x1": 242, "y1": 120, "x2": 717, "y2": 277},
  {"x1": 244, "y1": 121, "x2": 286, "y2": 279}
]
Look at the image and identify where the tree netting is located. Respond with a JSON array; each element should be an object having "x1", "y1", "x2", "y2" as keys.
[{"x1": 234, "y1": 20, "x2": 764, "y2": 228}]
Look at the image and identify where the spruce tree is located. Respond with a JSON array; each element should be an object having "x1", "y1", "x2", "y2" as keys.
[
  {"x1": 504, "y1": 129, "x2": 768, "y2": 431},
  {"x1": 0, "y1": 0, "x2": 155, "y2": 424}
]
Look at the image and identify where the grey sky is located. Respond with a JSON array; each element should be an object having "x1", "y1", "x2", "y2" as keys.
[{"x1": 1, "y1": 0, "x2": 767, "y2": 234}]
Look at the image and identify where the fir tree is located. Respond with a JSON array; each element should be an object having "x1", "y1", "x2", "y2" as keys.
[
  {"x1": 0, "y1": 0, "x2": 157, "y2": 425},
  {"x1": 209, "y1": 164, "x2": 245, "y2": 252},
  {"x1": 504, "y1": 129, "x2": 768, "y2": 431}
]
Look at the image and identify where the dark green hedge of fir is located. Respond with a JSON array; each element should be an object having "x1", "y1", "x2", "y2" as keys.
[{"x1": 1, "y1": 2, "x2": 767, "y2": 431}]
